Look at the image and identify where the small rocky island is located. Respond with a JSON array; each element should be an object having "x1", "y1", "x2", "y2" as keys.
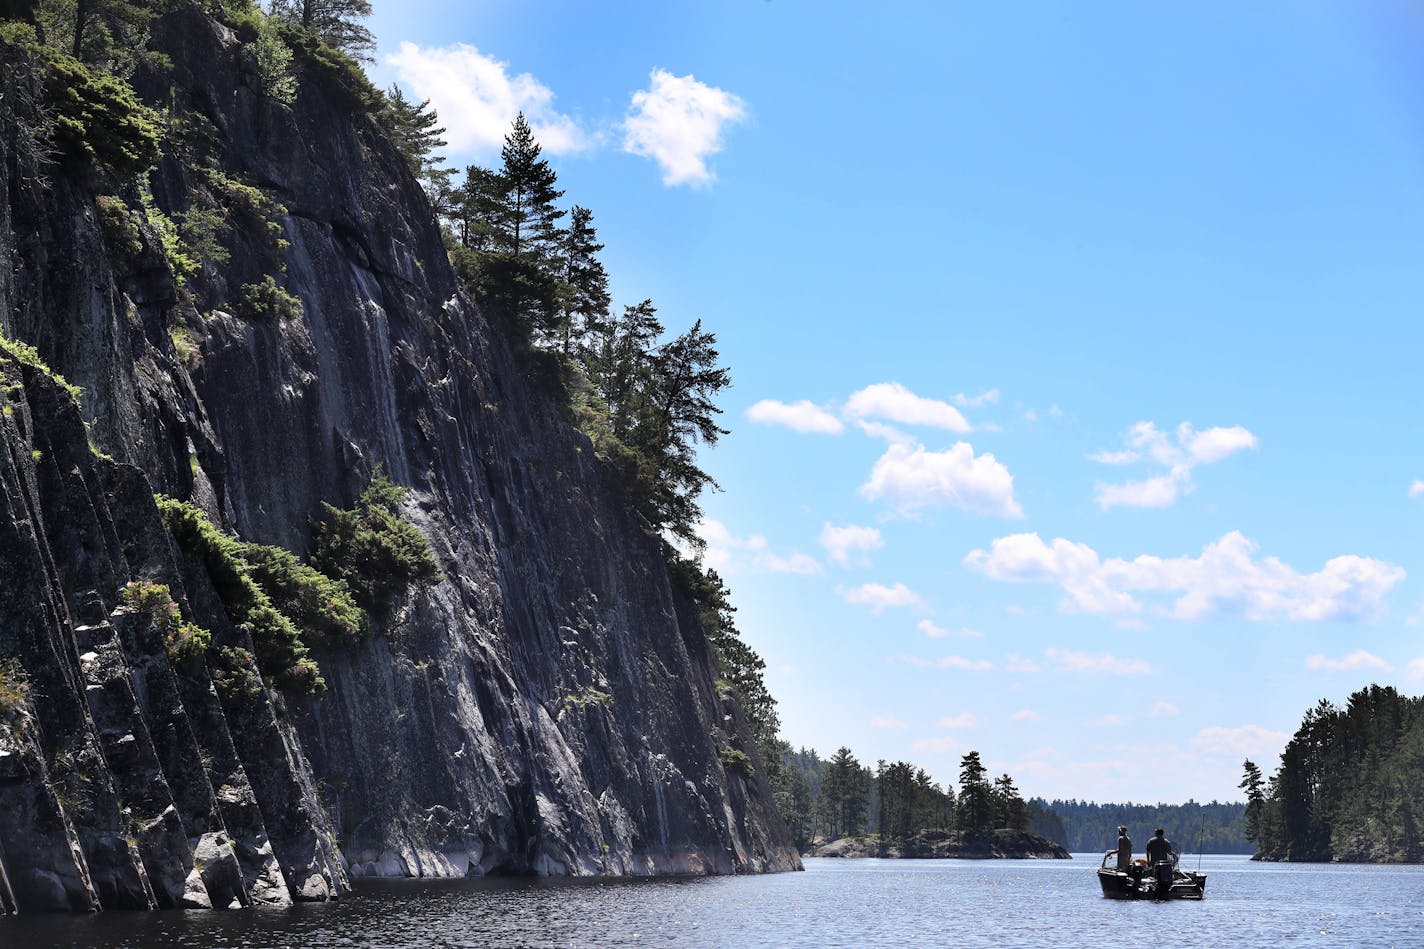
[{"x1": 809, "y1": 829, "x2": 1070, "y2": 860}]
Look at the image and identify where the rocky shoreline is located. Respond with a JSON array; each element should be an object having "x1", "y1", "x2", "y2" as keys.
[{"x1": 809, "y1": 829, "x2": 1070, "y2": 860}]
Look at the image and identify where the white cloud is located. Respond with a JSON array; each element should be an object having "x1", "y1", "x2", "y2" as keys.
[
  {"x1": 840, "y1": 582, "x2": 920, "y2": 613},
  {"x1": 693, "y1": 519, "x2": 819, "y2": 576},
  {"x1": 1010, "y1": 709, "x2": 1040, "y2": 722},
  {"x1": 862, "y1": 442, "x2": 1023, "y2": 518},
  {"x1": 1091, "y1": 421, "x2": 1257, "y2": 510},
  {"x1": 870, "y1": 715, "x2": 907, "y2": 729},
  {"x1": 386, "y1": 43, "x2": 588, "y2": 157},
  {"x1": 1191, "y1": 724, "x2": 1289, "y2": 759},
  {"x1": 894, "y1": 654, "x2": 995, "y2": 672},
  {"x1": 1405, "y1": 658, "x2": 1424, "y2": 681},
  {"x1": 1045, "y1": 647, "x2": 1153, "y2": 676},
  {"x1": 1006, "y1": 653, "x2": 1042, "y2": 673},
  {"x1": 746, "y1": 399, "x2": 844, "y2": 434},
  {"x1": 918, "y1": 619, "x2": 984, "y2": 640},
  {"x1": 937, "y1": 712, "x2": 977, "y2": 729},
  {"x1": 1305, "y1": 650, "x2": 1392, "y2": 672},
  {"x1": 965, "y1": 530, "x2": 1405, "y2": 623},
  {"x1": 952, "y1": 388, "x2": 1000, "y2": 408},
  {"x1": 1152, "y1": 702, "x2": 1181, "y2": 718},
  {"x1": 1411, "y1": 480, "x2": 1424, "y2": 499},
  {"x1": 622, "y1": 69, "x2": 746, "y2": 187},
  {"x1": 1090, "y1": 714, "x2": 1128, "y2": 727},
  {"x1": 819, "y1": 523, "x2": 883, "y2": 566},
  {"x1": 911, "y1": 736, "x2": 962, "y2": 754},
  {"x1": 844, "y1": 383, "x2": 971, "y2": 432}
]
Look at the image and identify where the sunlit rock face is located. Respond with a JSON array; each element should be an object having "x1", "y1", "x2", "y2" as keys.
[{"x1": 0, "y1": 4, "x2": 796, "y2": 914}]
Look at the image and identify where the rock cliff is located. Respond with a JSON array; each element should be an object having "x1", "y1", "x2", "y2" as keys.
[{"x1": 0, "y1": 4, "x2": 797, "y2": 915}]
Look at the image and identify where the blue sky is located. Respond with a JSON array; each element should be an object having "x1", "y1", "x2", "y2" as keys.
[{"x1": 365, "y1": 1, "x2": 1424, "y2": 802}]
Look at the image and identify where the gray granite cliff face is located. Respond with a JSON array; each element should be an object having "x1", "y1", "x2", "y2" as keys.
[{"x1": 0, "y1": 5, "x2": 797, "y2": 914}]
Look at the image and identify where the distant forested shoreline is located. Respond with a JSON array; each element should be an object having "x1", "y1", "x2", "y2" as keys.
[{"x1": 1028, "y1": 799, "x2": 1251, "y2": 854}]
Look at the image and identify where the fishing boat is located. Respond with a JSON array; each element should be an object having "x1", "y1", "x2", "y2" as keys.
[{"x1": 1097, "y1": 854, "x2": 1206, "y2": 900}]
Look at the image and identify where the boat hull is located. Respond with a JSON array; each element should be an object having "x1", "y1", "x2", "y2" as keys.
[{"x1": 1097, "y1": 867, "x2": 1206, "y2": 900}]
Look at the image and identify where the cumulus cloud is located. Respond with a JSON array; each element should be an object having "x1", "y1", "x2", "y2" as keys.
[
  {"x1": 964, "y1": 530, "x2": 1405, "y2": 623},
  {"x1": 918, "y1": 620, "x2": 984, "y2": 640},
  {"x1": 1045, "y1": 648, "x2": 1153, "y2": 676},
  {"x1": 840, "y1": 582, "x2": 920, "y2": 613},
  {"x1": 844, "y1": 383, "x2": 971, "y2": 432},
  {"x1": 1010, "y1": 709, "x2": 1040, "y2": 721},
  {"x1": 622, "y1": 69, "x2": 746, "y2": 186},
  {"x1": 693, "y1": 519, "x2": 820, "y2": 576},
  {"x1": 1091, "y1": 421, "x2": 1257, "y2": 510},
  {"x1": 953, "y1": 389, "x2": 1000, "y2": 408},
  {"x1": 1411, "y1": 480, "x2": 1424, "y2": 499},
  {"x1": 1152, "y1": 702, "x2": 1181, "y2": 718},
  {"x1": 937, "y1": 712, "x2": 977, "y2": 729},
  {"x1": 870, "y1": 715, "x2": 907, "y2": 729},
  {"x1": 862, "y1": 442, "x2": 1023, "y2": 518},
  {"x1": 819, "y1": 523, "x2": 883, "y2": 566},
  {"x1": 1191, "y1": 724, "x2": 1289, "y2": 758},
  {"x1": 386, "y1": 43, "x2": 588, "y2": 157},
  {"x1": 1305, "y1": 650, "x2": 1392, "y2": 672},
  {"x1": 746, "y1": 399, "x2": 844, "y2": 434}
]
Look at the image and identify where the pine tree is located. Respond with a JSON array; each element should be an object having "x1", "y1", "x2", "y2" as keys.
[
  {"x1": 497, "y1": 112, "x2": 566, "y2": 259},
  {"x1": 69, "y1": 0, "x2": 156, "y2": 72},
  {"x1": 1240, "y1": 759, "x2": 1265, "y2": 842},
  {"x1": 956, "y1": 751, "x2": 992, "y2": 837},
  {"x1": 268, "y1": 0, "x2": 375, "y2": 61},
  {"x1": 383, "y1": 84, "x2": 448, "y2": 194},
  {"x1": 558, "y1": 205, "x2": 611, "y2": 355}
]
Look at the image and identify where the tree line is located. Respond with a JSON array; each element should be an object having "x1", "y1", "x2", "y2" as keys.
[
  {"x1": 1028, "y1": 798, "x2": 1250, "y2": 855},
  {"x1": 772, "y1": 744, "x2": 1031, "y2": 853},
  {"x1": 1243, "y1": 685, "x2": 1424, "y2": 863}
]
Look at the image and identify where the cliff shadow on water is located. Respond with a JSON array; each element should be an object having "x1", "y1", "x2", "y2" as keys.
[{"x1": 0, "y1": 0, "x2": 797, "y2": 915}]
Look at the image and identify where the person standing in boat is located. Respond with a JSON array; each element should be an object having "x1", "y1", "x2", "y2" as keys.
[
  {"x1": 1145, "y1": 828, "x2": 1177, "y2": 866},
  {"x1": 1106, "y1": 825, "x2": 1133, "y2": 872}
]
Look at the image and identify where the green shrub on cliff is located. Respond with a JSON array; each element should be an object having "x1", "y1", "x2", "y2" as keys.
[
  {"x1": 238, "y1": 276, "x2": 302, "y2": 321},
  {"x1": 119, "y1": 579, "x2": 211, "y2": 663},
  {"x1": 155, "y1": 496, "x2": 324, "y2": 694},
  {"x1": 312, "y1": 471, "x2": 441, "y2": 611},
  {"x1": 94, "y1": 194, "x2": 143, "y2": 257},
  {"x1": 240, "y1": 542, "x2": 366, "y2": 640},
  {"x1": 0, "y1": 331, "x2": 82, "y2": 402}
]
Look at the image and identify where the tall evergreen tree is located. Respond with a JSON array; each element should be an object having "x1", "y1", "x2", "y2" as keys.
[
  {"x1": 558, "y1": 205, "x2": 611, "y2": 355},
  {"x1": 956, "y1": 751, "x2": 992, "y2": 837},
  {"x1": 383, "y1": 84, "x2": 448, "y2": 199},
  {"x1": 1240, "y1": 759, "x2": 1265, "y2": 842},
  {"x1": 268, "y1": 0, "x2": 375, "y2": 60}
]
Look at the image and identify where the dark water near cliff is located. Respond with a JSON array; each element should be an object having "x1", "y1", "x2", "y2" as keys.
[{"x1": 4, "y1": 855, "x2": 1423, "y2": 947}]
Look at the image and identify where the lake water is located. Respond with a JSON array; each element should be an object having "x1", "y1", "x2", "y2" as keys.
[{"x1": 4, "y1": 855, "x2": 1424, "y2": 947}]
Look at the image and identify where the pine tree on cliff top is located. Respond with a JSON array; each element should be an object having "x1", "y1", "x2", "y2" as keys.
[
  {"x1": 268, "y1": 0, "x2": 375, "y2": 61},
  {"x1": 559, "y1": 205, "x2": 611, "y2": 355},
  {"x1": 497, "y1": 112, "x2": 566, "y2": 261}
]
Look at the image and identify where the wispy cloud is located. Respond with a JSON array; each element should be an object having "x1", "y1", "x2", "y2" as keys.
[
  {"x1": 1091, "y1": 421, "x2": 1257, "y2": 510},
  {"x1": 386, "y1": 42, "x2": 588, "y2": 157},
  {"x1": 1010, "y1": 709, "x2": 1040, "y2": 721},
  {"x1": 1305, "y1": 650, "x2": 1392, "y2": 672},
  {"x1": 819, "y1": 523, "x2": 883, "y2": 566},
  {"x1": 870, "y1": 715, "x2": 907, "y2": 729},
  {"x1": 1191, "y1": 724, "x2": 1289, "y2": 758},
  {"x1": 918, "y1": 619, "x2": 984, "y2": 640},
  {"x1": 623, "y1": 69, "x2": 746, "y2": 186},
  {"x1": 1151, "y1": 702, "x2": 1181, "y2": 718},
  {"x1": 693, "y1": 519, "x2": 820, "y2": 576},
  {"x1": 893, "y1": 654, "x2": 995, "y2": 672},
  {"x1": 1411, "y1": 480, "x2": 1424, "y2": 499},
  {"x1": 746, "y1": 399, "x2": 844, "y2": 434},
  {"x1": 937, "y1": 712, "x2": 977, "y2": 729},
  {"x1": 1045, "y1": 648, "x2": 1152, "y2": 676},
  {"x1": 912, "y1": 736, "x2": 963, "y2": 754},
  {"x1": 1090, "y1": 713, "x2": 1129, "y2": 727},
  {"x1": 965, "y1": 530, "x2": 1405, "y2": 622},
  {"x1": 952, "y1": 388, "x2": 1000, "y2": 408}
]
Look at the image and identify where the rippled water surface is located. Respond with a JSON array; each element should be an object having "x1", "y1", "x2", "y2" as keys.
[{"x1": 5, "y1": 855, "x2": 1424, "y2": 947}]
